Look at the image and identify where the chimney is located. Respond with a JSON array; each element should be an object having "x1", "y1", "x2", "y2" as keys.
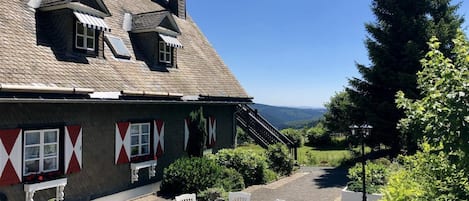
[{"x1": 169, "y1": 0, "x2": 186, "y2": 19}]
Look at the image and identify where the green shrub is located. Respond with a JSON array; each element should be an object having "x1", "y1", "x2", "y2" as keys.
[
  {"x1": 381, "y1": 145, "x2": 469, "y2": 200},
  {"x1": 198, "y1": 187, "x2": 227, "y2": 201},
  {"x1": 280, "y1": 128, "x2": 304, "y2": 147},
  {"x1": 160, "y1": 157, "x2": 222, "y2": 195},
  {"x1": 266, "y1": 143, "x2": 294, "y2": 176},
  {"x1": 217, "y1": 168, "x2": 245, "y2": 191},
  {"x1": 347, "y1": 158, "x2": 390, "y2": 194},
  {"x1": 210, "y1": 149, "x2": 269, "y2": 186},
  {"x1": 264, "y1": 169, "x2": 278, "y2": 183}
]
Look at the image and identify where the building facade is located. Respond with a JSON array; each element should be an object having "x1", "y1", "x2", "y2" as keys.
[{"x1": 0, "y1": 0, "x2": 251, "y2": 200}]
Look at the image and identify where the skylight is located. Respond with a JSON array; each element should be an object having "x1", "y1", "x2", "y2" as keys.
[{"x1": 105, "y1": 35, "x2": 131, "y2": 59}]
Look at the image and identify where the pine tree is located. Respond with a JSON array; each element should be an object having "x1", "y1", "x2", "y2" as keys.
[{"x1": 347, "y1": 0, "x2": 462, "y2": 153}]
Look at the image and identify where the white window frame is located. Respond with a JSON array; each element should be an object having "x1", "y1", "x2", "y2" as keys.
[
  {"x1": 130, "y1": 123, "x2": 151, "y2": 157},
  {"x1": 23, "y1": 129, "x2": 60, "y2": 176},
  {"x1": 75, "y1": 22, "x2": 95, "y2": 51},
  {"x1": 159, "y1": 40, "x2": 172, "y2": 64}
]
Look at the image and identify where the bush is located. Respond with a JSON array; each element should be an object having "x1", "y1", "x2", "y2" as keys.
[
  {"x1": 210, "y1": 149, "x2": 269, "y2": 186},
  {"x1": 381, "y1": 145, "x2": 469, "y2": 200},
  {"x1": 264, "y1": 169, "x2": 278, "y2": 183},
  {"x1": 160, "y1": 157, "x2": 222, "y2": 195},
  {"x1": 266, "y1": 144, "x2": 294, "y2": 176},
  {"x1": 198, "y1": 187, "x2": 227, "y2": 201},
  {"x1": 347, "y1": 158, "x2": 391, "y2": 194},
  {"x1": 160, "y1": 157, "x2": 244, "y2": 195},
  {"x1": 280, "y1": 128, "x2": 304, "y2": 147},
  {"x1": 218, "y1": 168, "x2": 245, "y2": 192}
]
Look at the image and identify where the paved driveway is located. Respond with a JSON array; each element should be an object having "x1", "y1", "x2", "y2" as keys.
[
  {"x1": 245, "y1": 167, "x2": 347, "y2": 201},
  {"x1": 134, "y1": 167, "x2": 347, "y2": 201}
]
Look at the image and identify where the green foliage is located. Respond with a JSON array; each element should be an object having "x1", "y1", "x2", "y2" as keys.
[
  {"x1": 347, "y1": 158, "x2": 391, "y2": 194},
  {"x1": 280, "y1": 128, "x2": 305, "y2": 147},
  {"x1": 210, "y1": 149, "x2": 270, "y2": 186},
  {"x1": 198, "y1": 187, "x2": 227, "y2": 201},
  {"x1": 347, "y1": 0, "x2": 463, "y2": 152},
  {"x1": 264, "y1": 169, "x2": 278, "y2": 183},
  {"x1": 160, "y1": 157, "x2": 244, "y2": 196},
  {"x1": 306, "y1": 122, "x2": 331, "y2": 147},
  {"x1": 323, "y1": 91, "x2": 355, "y2": 134},
  {"x1": 236, "y1": 126, "x2": 252, "y2": 145},
  {"x1": 396, "y1": 32, "x2": 469, "y2": 163},
  {"x1": 298, "y1": 146, "x2": 353, "y2": 167},
  {"x1": 218, "y1": 168, "x2": 245, "y2": 192},
  {"x1": 385, "y1": 32, "x2": 469, "y2": 201},
  {"x1": 381, "y1": 145, "x2": 469, "y2": 200},
  {"x1": 266, "y1": 144, "x2": 294, "y2": 176},
  {"x1": 160, "y1": 157, "x2": 223, "y2": 195},
  {"x1": 186, "y1": 107, "x2": 207, "y2": 157}
]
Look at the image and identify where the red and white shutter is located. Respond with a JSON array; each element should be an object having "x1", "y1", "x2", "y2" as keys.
[
  {"x1": 184, "y1": 119, "x2": 190, "y2": 150},
  {"x1": 115, "y1": 122, "x2": 131, "y2": 164},
  {"x1": 65, "y1": 125, "x2": 82, "y2": 174},
  {"x1": 0, "y1": 128, "x2": 22, "y2": 185},
  {"x1": 154, "y1": 120, "x2": 165, "y2": 158},
  {"x1": 208, "y1": 117, "x2": 217, "y2": 147}
]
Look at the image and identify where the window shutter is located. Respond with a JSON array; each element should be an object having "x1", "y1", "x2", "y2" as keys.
[
  {"x1": 65, "y1": 125, "x2": 82, "y2": 174},
  {"x1": 0, "y1": 128, "x2": 22, "y2": 185},
  {"x1": 208, "y1": 117, "x2": 217, "y2": 147},
  {"x1": 184, "y1": 119, "x2": 189, "y2": 151},
  {"x1": 154, "y1": 120, "x2": 165, "y2": 158},
  {"x1": 115, "y1": 122, "x2": 131, "y2": 164}
]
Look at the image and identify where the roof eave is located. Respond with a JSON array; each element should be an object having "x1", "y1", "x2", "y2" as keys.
[{"x1": 39, "y1": 2, "x2": 110, "y2": 17}]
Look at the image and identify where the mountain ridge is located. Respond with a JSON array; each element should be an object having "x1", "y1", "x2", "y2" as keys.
[{"x1": 250, "y1": 103, "x2": 326, "y2": 129}]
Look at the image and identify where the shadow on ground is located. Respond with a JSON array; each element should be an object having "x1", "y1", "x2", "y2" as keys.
[{"x1": 313, "y1": 167, "x2": 348, "y2": 189}]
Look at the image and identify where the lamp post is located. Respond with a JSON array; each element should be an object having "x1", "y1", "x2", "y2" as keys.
[{"x1": 350, "y1": 124, "x2": 372, "y2": 201}]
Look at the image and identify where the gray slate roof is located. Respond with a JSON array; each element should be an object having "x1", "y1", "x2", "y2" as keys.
[{"x1": 0, "y1": 0, "x2": 249, "y2": 100}]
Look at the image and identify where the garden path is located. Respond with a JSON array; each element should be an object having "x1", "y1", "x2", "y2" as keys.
[{"x1": 132, "y1": 167, "x2": 347, "y2": 201}]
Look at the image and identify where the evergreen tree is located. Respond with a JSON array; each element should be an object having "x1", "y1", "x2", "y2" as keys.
[{"x1": 347, "y1": 0, "x2": 462, "y2": 153}]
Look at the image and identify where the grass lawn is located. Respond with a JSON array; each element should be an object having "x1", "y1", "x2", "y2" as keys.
[{"x1": 237, "y1": 143, "x2": 371, "y2": 167}]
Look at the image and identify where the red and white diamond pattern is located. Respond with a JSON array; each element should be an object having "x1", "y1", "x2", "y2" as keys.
[
  {"x1": 115, "y1": 122, "x2": 131, "y2": 164},
  {"x1": 154, "y1": 120, "x2": 165, "y2": 158},
  {"x1": 208, "y1": 117, "x2": 216, "y2": 147},
  {"x1": 0, "y1": 128, "x2": 22, "y2": 186},
  {"x1": 65, "y1": 125, "x2": 82, "y2": 174}
]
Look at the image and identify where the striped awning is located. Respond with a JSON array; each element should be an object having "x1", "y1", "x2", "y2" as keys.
[
  {"x1": 74, "y1": 11, "x2": 111, "y2": 32},
  {"x1": 159, "y1": 34, "x2": 183, "y2": 48}
]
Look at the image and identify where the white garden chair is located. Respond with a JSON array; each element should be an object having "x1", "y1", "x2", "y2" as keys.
[
  {"x1": 175, "y1": 193, "x2": 196, "y2": 201},
  {"x1": 228, "y1": 191, "x2": 251, "y2": 201}
]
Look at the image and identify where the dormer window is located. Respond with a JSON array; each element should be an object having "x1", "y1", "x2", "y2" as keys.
[
  {"x1": 75, "y1": 22, "x2": 96, "y2": 51},
  {"x1": 128, "y1": 11, "x2": 183, "y2": 68},
  {"x1": 159, "y1": 41, "x2": 172, "y2": 63}
]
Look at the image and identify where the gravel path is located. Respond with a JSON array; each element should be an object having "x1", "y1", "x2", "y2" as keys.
[{"x1": 133, "y1": 167, "x2": 347, "y2": 201}]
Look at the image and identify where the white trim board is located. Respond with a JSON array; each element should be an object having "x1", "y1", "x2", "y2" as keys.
[{"x1": 91, "y1": 182, "x2": 161, "y2": 201}]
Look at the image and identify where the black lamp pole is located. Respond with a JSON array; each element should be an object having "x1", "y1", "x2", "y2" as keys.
[{"x1": 350, "y1": 124, "x2": 372, "y2": 201}]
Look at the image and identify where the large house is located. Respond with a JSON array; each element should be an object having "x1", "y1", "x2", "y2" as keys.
[{"x1": 0, "y1": 0, "x2": 252, "y2": 200}]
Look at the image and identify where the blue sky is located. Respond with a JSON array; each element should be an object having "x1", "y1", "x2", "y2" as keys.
[{"x1": 187, "y1": 0, "x2": 469, "y2": 108}]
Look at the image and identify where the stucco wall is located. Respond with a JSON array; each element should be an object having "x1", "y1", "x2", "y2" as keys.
[{"x1": 0, "y1": 102, "x2": 236, "y2": 201}]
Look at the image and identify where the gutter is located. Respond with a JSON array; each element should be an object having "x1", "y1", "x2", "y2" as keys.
[
  {"x1": 0, "y1": 97, "x2": 251, "y2": 105},
  {"x1": 0, "y1": 84, "x2": 94, "y2": 95}
]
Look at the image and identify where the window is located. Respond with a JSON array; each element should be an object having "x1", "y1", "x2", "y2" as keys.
[
  {"x1": 23, "y1": 129, "x2": 59, "y2": 176},
  {"x1": 75, "y1": 22, "x2": 95, "y2": 51},
  {"x1": 105, "y1": 35, "x2": 131, "y2": 59},
  {"x1": 159, "y1": 40, "x2": 172, "y2": 63},
  {"x1": 130, "y1": 123, "x2": 150, "y2": 157}
]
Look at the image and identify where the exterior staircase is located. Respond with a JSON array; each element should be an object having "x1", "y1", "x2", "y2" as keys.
[{"x1": 236, "y1": 104, "x2": 297, "y2": 158}]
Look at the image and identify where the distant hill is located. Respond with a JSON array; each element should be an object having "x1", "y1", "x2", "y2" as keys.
[{"x1": 250, "y1": 103, "x2": 326, "y2": 129}]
